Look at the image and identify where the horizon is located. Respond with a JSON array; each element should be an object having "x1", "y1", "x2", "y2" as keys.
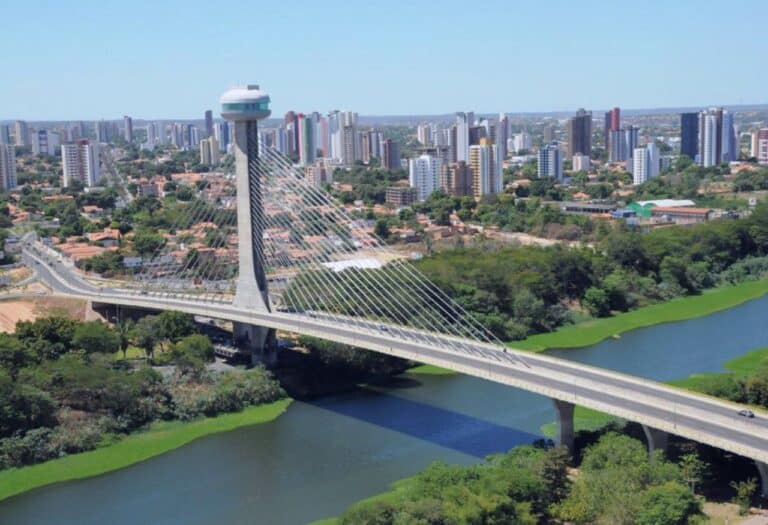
[
  {"x1": 2, "y1": 0, "x2": 767, "y2": 120},
  {"x1": 4, "y1": 101, "x2": 768, "y2": 125}
]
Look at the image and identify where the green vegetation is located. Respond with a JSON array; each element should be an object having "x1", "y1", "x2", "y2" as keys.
[
  {"x1": 406, "y1": 364, "x2": 455, "y2": 376},
  {"x1": 670, "y1": 347, "x2": 768, "y2": 410},
  {"x1": 0, "y1": 399, "x2": 291, "y2": 503},
  {"x1": 326, "y1": 433, "x2": 703, "y2": 525},
  {"x1": 516, "y1": 278, "x2": 768, "y2": 351},
  {"x1": 0, "y1": 314, "x2": 285, "y2": 474}
]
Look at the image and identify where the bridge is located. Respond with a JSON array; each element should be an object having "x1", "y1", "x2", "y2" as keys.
[{"x1": 20, "y1": 85, "x2": 768, "y2": 495}]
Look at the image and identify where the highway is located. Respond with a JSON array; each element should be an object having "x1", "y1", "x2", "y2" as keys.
[{"x1": 22, "y1": 245, "x2": 768, "y2": 470}]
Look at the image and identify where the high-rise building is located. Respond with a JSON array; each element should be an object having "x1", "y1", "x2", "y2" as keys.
[
  {"x1": 498, "y1": 113, "x2": 509, "y2": 158},
  {"x1": 439, "y1": 161, "x2": 472, "y2": 197},
  {"x1": 511, "y1": 132, "x2": 532, "y2": 154},
  {"x1": 382, "y1": 139, "x2": 400, "y2": 170},
  {"x1": 61, "y1": 140, "x2": 100, "y2": 187},
  {"x1": 297, "y1": 113, "x2": 316, "y2": 166},
  {"x1": 538, "y1": 142, "x2": 562, "y2": 181},
  {"x1": 468, "y1": 138, "x2": 502, "y2": 198},
  {"x1": 199, "y1": 137, "x2": 220, "y2": 166},
  {"x1": 408, "y1": 154, "x2": 442, "y2": 201},
  {"x1": 0, "y1": 125, "x2": 9, "y2": 145},
  {"x1": 543, "y1": 124, "x2": 556, "y2": 144},
  {"x1": 417, "y1": 124, "x2": 432, "y2": 146},
  {"x1": 632, "y1": 143, "x2": 659, "y2": 185},
  {"x1": 455, "y1": 112, "x2": 472, "y2": 162},
  {"x1": 214, "y1": 121, "x2": 229, "y2": 152},
  {"x1": 14, "y1": 121, "x2": 28, "y2": 146},
  {"x1": 204, "y1": 110, "x2": 213, "y2": 138},
  {"x1": 756, "y1": 129, "x2": 768, "y2": 165},
  {"x1": 95, "y1": 121, "x2": 110, "y2": 144},
  {"x1": 608, "y1": 129, "x2": 626, "y2": 161},
  {"x1": 566, "y1": 109, "x2": 592, "y2": 157},
  {"x1": 123, "y1": 116, "x2": 133, "y2": 143},
  {"x1": 604, "y1": 107, "x2": 620, "y2": 147},
  {"x1": 340, "y1": 111, "x2": 359, "y2": 166},
  {"x1": 720, "y1": 111, "x2": 737, "y2": 162},
  {"x1": 699, "y1": 111, "x2": 719, "y2": 167},
  {"x1": 0, "y1": 144, "x2": 17, "y2": 191},
  {"x1": 31, "y1": 129, "x2": 60, "y2": 156},
  {"x1": 680, "y1": 113, "x2": 698, "y2": 161}
]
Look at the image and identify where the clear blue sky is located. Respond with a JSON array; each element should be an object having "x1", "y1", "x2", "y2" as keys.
[{"x1": 2, "y1": 0, "x2": 766, "y2": 120}]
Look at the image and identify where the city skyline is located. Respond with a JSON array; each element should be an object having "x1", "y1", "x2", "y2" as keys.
[{"x1": 1, "y1": 0, "x2": 767, "y2": 120}]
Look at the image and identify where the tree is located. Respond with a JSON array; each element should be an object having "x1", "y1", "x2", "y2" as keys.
[
  {"x1": 72, "y1": 321, "x2": 120, "y2": 355},
  {"x1": 679, "y1": 453, "x2": 707, "y2": 493},
  {"x1": 115, "y1": 320, "x2": 134, "y2": 360},
  {"x1": 583, "y1": 287, "x2": 611, "y2": 317},
  {"x1": 156, "y1": 311, "x2": 195, "y2": 345},
  {"x1": 537, "y1": 446, "x2": 571, "y2": 504},
  {"x1": 636, "y1": 481, "x2": 701, "y2": 525},
  {"x1": 0, "y1": 334, "x2": 33, "y2": 380},
  {"x1": 730, "y1": 478, "x2": 756, "y2": 515},
  {"x1": 132, "y1": 316, "x2": 159, "y2": 358},
  {"x1": 171, "y1": 334, "x2": 215, "y2": 376},
  {"x1": 132, "y1": 230, "x2": 166, "y2": 255},
  {"x1": 374, "y1": 219, "x2": 390, "y2": 240}
]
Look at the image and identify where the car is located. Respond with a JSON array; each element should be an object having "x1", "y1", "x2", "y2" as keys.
[
  {"x1": 738, "y1": 409, "x2": 755, "y2": 418},
  {"x1": 378, "y1": 324, "x2": 389, "y2": 332}
]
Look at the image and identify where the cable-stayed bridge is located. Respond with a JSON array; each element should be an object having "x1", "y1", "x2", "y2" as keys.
[{"x1": 20, "y1": 86, "x2": 768, "y2": 493}]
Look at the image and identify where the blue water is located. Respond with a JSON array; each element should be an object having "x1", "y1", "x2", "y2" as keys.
[{"x1": 1, "y1": 294, "x2": 766, "y2": 525}]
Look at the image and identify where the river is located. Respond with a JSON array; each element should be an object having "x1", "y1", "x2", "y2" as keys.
[{"x1": 1, "y1": 294, "x2": 767, "y2": 524}]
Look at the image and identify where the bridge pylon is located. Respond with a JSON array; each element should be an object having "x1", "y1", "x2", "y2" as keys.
[{"x1": 221, "y1": 85, "x2": 277, "y2": 366}]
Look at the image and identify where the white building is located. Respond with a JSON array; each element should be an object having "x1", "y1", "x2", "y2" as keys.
[
  {"x1": 30, "y1": 129, "x2": 60, "y2": 156},
  {"x1": 469, "y1": 139, "x2": 503, "y2": 197},
  {"x1": 199, "y1": 137, "x2": 220, "y2": 166},
  {"x1": 0, "y1": 144, "x2": 17, "y2": 191},
  {"x1": 409, "y1": 154, "x2": 442, "y2": 201},
  {"x1": 512, "y1": 132, "x2": 532, "y2": 153},
  {"x1": 572, "y1": 154, "x2": 590, "y2": 172},
  {"x1": 700, "y1": 113, "x2": 718, "y2": 167},
  {"x1": 14, "y1": 121, "x2": 28, "y2": 146},
  {"x1": 455, "y1": 112, "x2": 472, "y2": 162},
  {"x1": 632, "y1": 144, "x2": 659, "y2": 185},
  {"x1": 538, "y1": 142, "x2": 562, "y2": 181},
  {"x1": 61, "y1": 140, "x2": 101, "y2": 187}
]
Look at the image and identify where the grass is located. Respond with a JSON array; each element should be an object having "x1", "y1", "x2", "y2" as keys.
[
  {"x1": 406, "y1": 364, "x2": 456, "y2": 375},
  {"x1": 514, "y1": 278, "x2": 768, "y2": 352},
  {"x1": 0, "y1": 399, "x2": 292, "y2": 503},
  {"x1": 541, "y1": 406, "x2": 617, "y2": 438},
  {"x1": 669, "y1": 346, "x2": 768, "y2": 390}
]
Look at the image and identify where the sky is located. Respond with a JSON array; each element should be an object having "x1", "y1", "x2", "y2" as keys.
[{"x1": 2, "y1": 0, "x2": 767, "y2": 120}]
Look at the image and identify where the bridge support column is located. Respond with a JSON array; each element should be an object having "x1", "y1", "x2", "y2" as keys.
[
  {"x1": 233, "y1": 322, "x2": 278, "y2": 368},
  {"x1": 757, "y1": 461, "x2": 768, "y2": 499},
  {"x1": 642, "y1": 425, "x2": 668, "y2": 458},
  {"x1": 552, "y1": 399, "x2": 574, "y2": 456}
]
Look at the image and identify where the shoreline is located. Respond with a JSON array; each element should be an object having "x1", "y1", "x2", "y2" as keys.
[
  {"x1": 0, "y1": 399, "x2": 292, "y2": 503},
  {"x1": 514, "y1": 278, "x2": 768, "y2": 352}
]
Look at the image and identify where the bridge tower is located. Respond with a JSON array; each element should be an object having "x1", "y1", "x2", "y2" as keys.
[{"x1": 221, "y1": 85, "x2": 277, "y2": 366}]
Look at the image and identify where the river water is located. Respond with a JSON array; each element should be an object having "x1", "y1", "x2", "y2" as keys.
[{"x1": 1, "y1": 295, "x2": 767, "y2": 525}]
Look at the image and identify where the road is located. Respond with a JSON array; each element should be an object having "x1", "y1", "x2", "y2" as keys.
[{"x1": 22, "y1": 245, "x2": 768, "y2": 471}]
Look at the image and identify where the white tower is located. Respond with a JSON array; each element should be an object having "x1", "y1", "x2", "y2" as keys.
[{"x1": 220, "y1": 85, "x2": 272, "y2": 312}]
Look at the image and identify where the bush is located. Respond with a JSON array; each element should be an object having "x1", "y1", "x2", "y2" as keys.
[{"x1": 169, "y1": 368, "x2": 284, "y2": 421}]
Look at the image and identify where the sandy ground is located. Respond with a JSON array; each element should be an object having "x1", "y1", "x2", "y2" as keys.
[
  {"x1": 703, "y1": 501, "x2": 768, "y2": 524},
  {"x1": 0, "y1": 296, "x2": 89, "y2": 333}
]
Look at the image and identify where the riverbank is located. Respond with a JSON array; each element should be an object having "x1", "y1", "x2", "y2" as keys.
[
  {"x1": 515, "y1": 278, "x2": 768, "y2": 352},
  {"x1": 0, "y1": 399, "x2": 292, "y2": 503}
]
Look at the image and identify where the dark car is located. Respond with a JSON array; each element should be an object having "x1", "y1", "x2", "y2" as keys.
[{"x1": 738, "y1": 409, "x2": 755, "y2": 418}]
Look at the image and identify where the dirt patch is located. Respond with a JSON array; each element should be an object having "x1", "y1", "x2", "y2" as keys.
[{"x1": 0, "y1": 297, "x2": 89, "y2": 333}]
